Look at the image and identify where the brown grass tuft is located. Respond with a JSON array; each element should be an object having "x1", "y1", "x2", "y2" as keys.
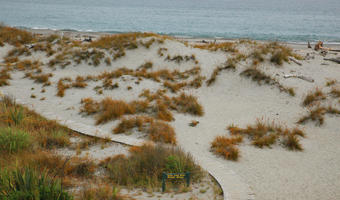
[
  {"x1": 0, "y1": 68, "x2": 11, "y2": 86},
  {"x1": 302, "y1": 88, "x2": 325, "y2": 106},
  {"x1": 154, "y1": 100, "x2": 174, "y2": 121},
  {"x1": 148, "y1": 121, "x2": 177, "y2": 144},
  {"x1": 206, "y1": 58, "x2": 237, "y2": 86},
  {"x1": 163, "y1": 81, "x2": 187, "y2": 93},
  {"x1": 26, "y1": 73, "x2": 53, "y2": 84},
  {"x1": 194, "y1": 42, "x2": 238, "y2": 53},
  {"x1": 95, "y1": 99, "x2": 135, "y2": 124},
  {"x1": 113, "y1": 116, "x2": 176, "y2": 144},
  {"x1": 298, "y1": 106, "x2": 340, "y2": 126},
  {"x1": 211, "y1": 135, "x2": 243, "y2": 161},
  {"x1": 227, "y1": 120, "x2": 305, "y2": 151},
  {"x1": 240, "y1": 67, "x2": 295, "y2": 96},
  {"x1": 171, "y1": 93, "x2": 204, "y2": 116},
  {"x1": 78, "y1": 185, "x2": 130, "y2": 200},
  {"x1": 72, "y1": 76, "x2": 88, "y2": 88},
  {"x1": 0, "y1": 26, "x2": 34, "y2": 46},
  {"x1": 57, "y1": 78, "x2": 71, "y2": 97},
  {"x1": 330, "y1": 87, "x2": 340, "y2": 98}
]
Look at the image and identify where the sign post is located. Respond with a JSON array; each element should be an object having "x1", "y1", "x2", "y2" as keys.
[{"x1": 162, "y1": 172, "x2": 191, "y2": 192}]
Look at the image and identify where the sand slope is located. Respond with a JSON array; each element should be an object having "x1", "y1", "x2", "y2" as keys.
[{"x1": 1, "y1": 35, "x2": 340, "y2": 200}]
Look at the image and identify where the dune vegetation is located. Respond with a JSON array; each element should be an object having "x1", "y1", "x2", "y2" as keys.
[
  {"x1": 211, "y1": 119, "x2": 305, "y2": 161},
  {"x1": 0, "y1": 95, "x2": 206, "y2": 199}
]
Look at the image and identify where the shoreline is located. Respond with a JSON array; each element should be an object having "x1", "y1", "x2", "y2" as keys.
[{"x1": 23, "y1": 27, "x2": 340, "y2": 46}]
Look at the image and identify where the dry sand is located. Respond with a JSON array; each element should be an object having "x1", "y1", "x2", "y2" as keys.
[{"x1": 1, "y1": 30, "x2": 340, "y2": 200}]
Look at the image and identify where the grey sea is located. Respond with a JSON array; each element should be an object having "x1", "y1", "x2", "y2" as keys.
[{"x1": 0, "y1": 0, "x2": 340, "y2": 42}]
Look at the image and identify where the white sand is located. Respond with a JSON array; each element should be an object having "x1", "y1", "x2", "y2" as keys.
[{"x1": 1, "y1": 33, "x2": 340, "y2": 200}]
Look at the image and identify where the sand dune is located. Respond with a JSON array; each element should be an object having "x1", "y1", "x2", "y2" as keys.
[{"x1": 1, "y1": 30, "x2": 340, "y2": 200}]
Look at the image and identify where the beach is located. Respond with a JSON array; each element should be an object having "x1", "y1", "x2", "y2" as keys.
[{"x1": 1, "y1": 28, "x2": 340, "y2": 200}]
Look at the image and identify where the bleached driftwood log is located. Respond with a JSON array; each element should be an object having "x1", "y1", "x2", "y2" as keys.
[
  {"x1": 283, "y1": 74, "x2": 314, "y2": 83},
  {"x1": 289, "y1": 57, "x2": 302, "y2": 66},
  {"x1": 324, "y1": 57, "x2": 340, "y2": 64}
]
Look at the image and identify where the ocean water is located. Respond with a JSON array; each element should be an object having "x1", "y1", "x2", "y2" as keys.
[{"x1": 0, "y1": 0, "x2": 340, "y2": 42}]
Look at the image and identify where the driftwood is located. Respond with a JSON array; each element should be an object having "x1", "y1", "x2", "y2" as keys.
[
  {"x1": 330, "y1": 50, "x2": 340, "y2": 53},
  {"x1": 51, "y1": 39, "x2": 59, "y2": 45},
  {"x1": 283, "y1": 74, "x2": 314, "y2": 83},
  {"x1": 307, "y1": 41, "x2": 312, "y2": 48},
  {"x1": 324, "y1": 57, "x2": 340, "y2": 64},
  {"x1": 24, "y1": 44, "x2": 35, "y2": 49},
  {"x1": 289, "y1": 57, "x2": 302, "y2": 66}
]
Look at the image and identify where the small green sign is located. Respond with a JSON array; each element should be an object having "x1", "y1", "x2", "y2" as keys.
[{"x1": 162, "y1": 172, "x2": 190, "y2": 192}]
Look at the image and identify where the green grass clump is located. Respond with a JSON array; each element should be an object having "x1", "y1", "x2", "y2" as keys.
[
  {"x1": 8, "y1": 106, "x2": 24, "y2": 126},
  {"x1": 100, "y1": 144, "x2": 202, "y2": 188},
  {"x1": 0, "y1": 167, "x2": 73, "y2": 200},
  {"x1": 0, "y1": 127, "x2": 31, "y2": 153}
]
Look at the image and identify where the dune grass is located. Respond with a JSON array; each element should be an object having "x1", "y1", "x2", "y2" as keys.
[
  {"x1": 193, "y1": 42, "x2": 238, "y2": 53},
  {"x1": 250, "y1": 42, "x2": 302, "y2": 66},
  {"x1": 0, "y1": 26, "x2": 34, "y2": 46},
  {"x1": 100, "y1": 144, "x2": 202, "y2": 188},
  {"x1": 298, "y1": 85, "x2": 340, "y2": 126},
  {"x1": 240, "y1": 67, "x2": 295, "y2": 96},
  {"x1": 0, "y1": 127, "x2": 31, "y2": 153},
  {"x1": 80, "y1": 97, "x2": 138, "y2": 124},
  {"x1": 78, "y1": 186, "x2": 129, "y2": 200},
  {"x1": 330, "y1": 87, "x2": 340, "y2": 98},
  {"x1": 302, "y1": 88, "x2": 325, "y2": 106},
  {"x1": 0, "y1": 167, "x2": 73, "y2": 200},
  {"x1": 227, "y1": 120, "x2": 305, "y2": 151},
  {"x1": 298, "y1": 106, "x2": 340, "y2": 126},
  {"x1": 210, "y1": 135, "x2": 243, "y2": 161},
  {"x1": 171, "y1": 93, "x2": 204, "y2": 116},
  {"x1": 0, "y1": 68, "x2": 11, "y2": 86},
  {"x1": 0, "y1": 96, "x2": 103, "y2": 198},
  {"x1": 212, "y1": 119, "x2": 306, "y2": 161},
  {"x1": 26, "y1": 72, "x2": 53, "y2": 84},
  {"x1": 206, "y1": 58, "x2": 237, "y2": 86}
]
